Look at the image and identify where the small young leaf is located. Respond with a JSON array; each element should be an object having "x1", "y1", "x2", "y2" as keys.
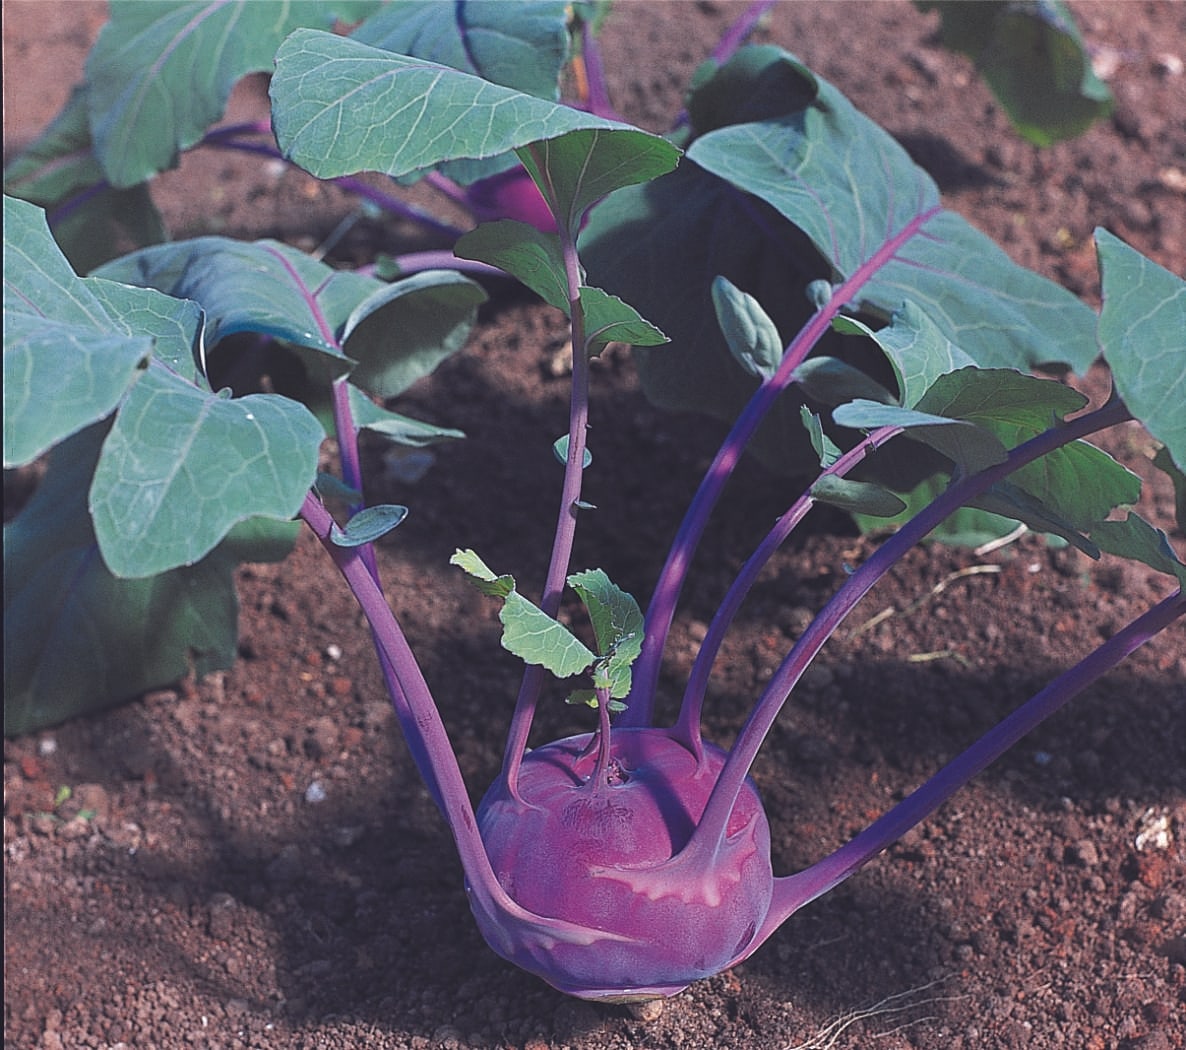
[
  {"x1": 499, "y1": 593, "x2": 597, "y2": 679},
  {"x1": 567, "y1": 569, "x2": 644, "y2": 699},
  {"x1": 712, "y1": 276, "x2": 784, "y2": 380},
  {"x1": 1096, "y1": 229, "x2": 1186, "y2": 470},
  {"x1": 799, "y1": 406, "x2": 843, "y2": 469},
  {"x1": 314, "y1": 472, "x2": 363, "y2": 505},
  {"x1": 330, "y1": 504, "x2": 409, "y2": 547},
  {"x1": 811, "y1": 475, "x2": 907, "y2": 518},
  {"x1": 553, "y1": 435, "x2": 593, "y2": 469},
  {"x1": 578, "y1": 286, "x2": 668, "y2": 354},
  {"x1": 348, "y1": 386, "x2": 466, "y2": 448},
  {"x1": 451, "y1": 548, "x2": 516, "y2": 598}
]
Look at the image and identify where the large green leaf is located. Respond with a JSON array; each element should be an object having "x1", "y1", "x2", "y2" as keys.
[
  {"x1": 456, "y1": 219, "x2": 570, "y2": 312},
  {"x1": 916, "y1": 0, "x2": 1112, "y2": 146},
  {"x1": 352, "y1": 0, "x2": 571, "y2": 101},
  {"x1": 2, "y1": 86, "x2": 165, "y2": 271},
  {"x1": 341, "y1": 270, "x2": 487, "y2": 398},
  {"x1": 95, "y1": 236, "x2": 377, "y2": 368},
  {"x1": 86, "y1": 0, "x2": 381, "y2": 187},
  {"x1": 3, "y1": 196, "x2": 178, "y2": 468},
  {"x1": 270, "y1": 29, "x2": 679, "y2": 195},
  {"x1": 89, "y1": 365, "x2": 323, "y2": 578},
  {"x1": 1096, "y1": 229, "x2": 1186, "y2": 471},
  {"x1": 685, "y1": 57, "x2": 1096, "y2": 374},
  {"x1": 4, "y1": 426, "x2": 297, "y2": 736}
]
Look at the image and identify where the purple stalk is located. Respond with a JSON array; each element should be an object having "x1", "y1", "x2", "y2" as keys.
[
  {"x1": 743, "y1": 584, "x2": 1185, "y2": 954},
  {"x1": 578, "y1": 18, "x2": 620, "y2": 121},
  {"x1": 672, "y1": 425, "x2": 904, "y2": 756},
  {"x1": 498, "y1": 147, "x2": 594, "y2": 795},
  {"x1": 356, "y1": 251, "x2": 505, "y2": 280},
  {"x1": 622, "y1": 205, "x2": 944, "y2": 727},
  {"x1": 687, "y1": 397, "x2": 1133, "y2": 857}
]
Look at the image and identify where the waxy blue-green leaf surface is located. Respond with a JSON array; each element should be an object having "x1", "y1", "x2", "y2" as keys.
[
  {"x1": 349, "y1": 386, "x2": 465, "y2": 448},
  {"x1": 90, "y1": 365, "x2": 324, "y2": 578},
  {"x1": 3, "y1": 196, "x2": 163, "y2": 467},
  {"x1": 456, "y1": 219, "x2": 570, "y2": 311},
  {"x1": 86, "y1": 0, "x2": 381, "y2": 187},
  {"x1": 2, "y1": 85, "x2": 166, "y2": 271},
  {"x1": 352, "y1": 0, "x2": 571, "y2": 102},
  {"x1": 1096, "y1": 229, "x2": 1186, "y2": 470},
  {"x1": 578, "y1": 286, "x2": 667, "y2": 354},
  {"x1": 713, "y1": 276, "x2": 784, "y2": 381},
  {"x1": 331, "y1": 504, "x2": 409, "y2": 547},
  {"x1": 4, "y1": 426, "x2": 297, "y2": 736},
  {"x1": 270, "y1": 29, "x2": 679, "y2": 191},
  {"x1": 95, "y1": 237, "x2": 378, "y2": 366}
]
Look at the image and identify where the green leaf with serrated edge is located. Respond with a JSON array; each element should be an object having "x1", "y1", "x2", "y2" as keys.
[
  {"x1": 86, "y1": 1, "x2": 381, "y2": 188},
  {"x1": 712, "y1": 276, "x2": 783, "y2": 381},
  {"x1": 90, "y1": 365, "x2": 324, "y2": 578},
  {"x1": 916, "y1": 0, "x2": 1111, "y2": 146},
  {"x1": 566, "y1": 569, "x2": 644, "y2": 695},
  {"x1": 450, "y1": 548, "x2": 515, "y2": 598},
  {"x1": 1152, "y1": 446, "x2": 1186, "y2": 529},
  {"x1": 3, "y1": 197, "x2": 152, "y2": 467},
  {"x1": 578, "y1": 286, "x2": 668, "y2": 354},
  {"x1": 834, "y1": 304, "x2": 978, "y2": 409},
  {"x1": 4, "y1": 425, "x2": 296, "y2": 736},
  {"x1": 793, "y1": 356, "x2": 897, "y2": 408},
  {"x1": 2, "y1": 86, "x2": 166, "y2": 271},
  {"x1": 684, "y1": 52, "x2": 1097, "y2": 374},
  {"x1": 833, "y1": 400, "x2": 1008, "y2": 475},
  {"x1": 341, "y1": 270, "x2": 487, "y2": 399},
  {"x1": 1096, "y1": 229, "x2": 1186, "y2": 470},
  {"x1": 812, "y1": 475, "x2": 907, "y2": 518},
  {"x1": 330, "y1": 504, "x2": 409, "y2": 547},
  {"x1": 517, "y1": 128, "x2": 681, "y2": 237},
  {"x1": 500, "y1": 591, "x2": 597, "y2": 679},
  {"x1": 348, "y1": 386, "x2": 465, "y2": 448},
  {"x1": 353, "y1": 0, "x2": 570, "y2": 102},
  {"x1": 1090, "y1": 514, "x2": 1186, "y2": 588},
  {"x1": 800, "y1": 406, "x2": 843, "y2": 468},
  {"x1": 553, "y1": 435, "x2": 593, "y2": 469},
  {"x1": 271, "y1": 30, "x2": 678, "y2": 192},
  {"x1": 455, "y1": 220, "x2": 570, "y2": 313},
  {"x1": 94, "y1": 237, "x2": 379, "y2": 365}
]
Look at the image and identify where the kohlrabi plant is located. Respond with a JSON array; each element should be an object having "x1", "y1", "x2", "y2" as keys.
[{"x1": 4, "y1": 0, "x2": 1181, "y2": 1006}]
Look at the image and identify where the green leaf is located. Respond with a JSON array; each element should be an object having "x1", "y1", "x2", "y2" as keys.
[
  {"x1": 578, "y1": 286, "x2": 667, "y2": 354},
  {"x1": 1096, "y1": 229, "x2": 1186, "y2": 470},
  {"x1": 712, "y1": 276, "x2": 784, "y2": 381},
  {"x1": 450, "y1": 548, "x2": 515, "y2": 598},
  {"x1": 90, "y1": 365, "x2": 324, "y2": 577},
  {"x1": 84, "y1": 277, "x2": 205, "y2": 384},
  {"x1": 792, "y1": 356, "x2": 897, "y2": 408},
  {"x1": 853, "y1": 473, "x2": 1023, "y2": 547},
  {"x1": 916, "y1": 0, "x2": 1112, "y2": 146},
  {"x1": 352, "y1": 0, "x2": 571, "y2": 101},
  {"x1": 686, "y1": 62, "x2": 1097, "y2": 375},
  {"x1": 2, "y1": 85, "x2": 165, "y2": 271},
  {"x1": 4, "y1": 426, "x2": 295, "y2": 736},
  {"x1": 330, "y1": 504, "x2": 409, "y2": 547},
  {"x1": 270, "y1": 30, "x2": 679, "y2": 196},
  {"x1": 553, "y1": 435, "x2": 593, "y2": 469},
  {"x1": 1090, "y1": 513, "x2": 1186, "y2": 588},
  {"x1": 3, "y1": 196, "x2": 154, "y2": 467},
  {"x1": 341, "y1": 270, "x2": 487, "y2": 398},
  {"x1": 800, "y1": 406, "x2": 843, "y2": 468},
  {"x1": 455, "y1": 220, "x2": 570, "y2": 312},
  {"x1": 566, "y1": 568, "x2": 644, "y2": 698},
  {"x1": 834, "y1": 304, "x2": 978, "y2": 409},
  {"x1": 348, "y1": 386, "x2": 465, "y2": 448},
  {"x1": 1153, "y1": 446, "x2": 1186, "y2": 529},
  {"x1": 94, "y1": 237, "x2": 377, "y2": 365},
  {"x1": 499, "y1": 592, "x2": 597, "y2": 679},
  {"x1": 811, "y1": 475, "x2": 907, "y2": 518},
  {"x1": 86, "y1": 0, "x2": 379, "y2": 187}
]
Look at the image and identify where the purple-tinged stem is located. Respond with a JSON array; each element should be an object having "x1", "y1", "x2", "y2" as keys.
[
  {"x1": 688, "y1": 398, "x2": 1132, "y2": 856},
  {"x1": 356, "y1": 251, "x2": 505, "y2": 280},
  {"x1": 622, "y1": 205, "x2": 944, "y2": 728},
  {"x1": 742, "y1": 585, "x2": 1185, "y2": 956},
  {"x1": 499, "y1": 150, "x2": 594, "y2": 796},
  {"x1": 579, "y1": 19, "x2": 620, "y2": 121},
  {"x1": 673, "y1": 425, "x2": 904, "y2": 756}
]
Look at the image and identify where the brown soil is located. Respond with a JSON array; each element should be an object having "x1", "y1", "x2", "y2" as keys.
[{"x1": 4, "y1": 3, "x2": 1185, "y2": 1049}]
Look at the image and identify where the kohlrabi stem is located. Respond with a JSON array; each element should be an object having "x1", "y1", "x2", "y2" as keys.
[
  {"x1": 500, "y1": 166, "x2": 593, "y2": 795},
  {"x1": 673, "y1": 425, "x2": 903, "y2": 757},
  {"x1": 623, "y1": 205, "x2": 944, "y2": 728},
  {"x1": 592, "y1": 687, "x2": 615, "y2": 788},
  {"x1": 578, "y1": 19, "x2": 619, "y2": 121},
  {"x1": 744, "y1": 585, "x2": 1186, "y2": 954},
  {"x1": 688, "y1": 398, "x2": 1132, "y2": 854}
]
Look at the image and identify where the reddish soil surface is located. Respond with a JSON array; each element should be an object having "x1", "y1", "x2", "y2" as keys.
[{"x1": 4, "y1": 3, "x2": 1185, "y2": 1049}]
